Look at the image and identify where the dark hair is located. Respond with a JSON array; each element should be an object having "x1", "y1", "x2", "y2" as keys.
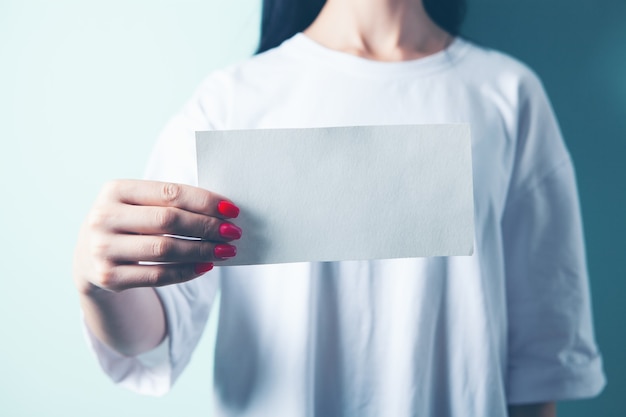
[{"x1": 256, "y1": 0, "x2": 466, "y2": 54}]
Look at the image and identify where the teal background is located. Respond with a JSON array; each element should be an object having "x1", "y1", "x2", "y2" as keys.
[
  {"x1": 0, "y1": 0, "x2": 623, "y2": 416},
  {"x1": 463, "y1": 1, "x2": 626, "y2": 416}
]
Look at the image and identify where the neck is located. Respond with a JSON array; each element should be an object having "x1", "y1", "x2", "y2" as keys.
[{"x1": 304, "y1": 0, "x2": 452, "y2": 61}]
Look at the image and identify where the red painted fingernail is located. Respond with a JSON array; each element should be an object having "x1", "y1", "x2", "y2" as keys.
[
  {"x1": 194, "y1": 262, "x2": 214, "y2": 274},
  {"x1": 219, "y1": 223, "x2": 242, "y2": 240},
  {"x1": 217, "y1": 201, "x2": 240, "y2": 218},
  {"x1": 214, "y1": 244, "x2": 237, "y2": 258}
]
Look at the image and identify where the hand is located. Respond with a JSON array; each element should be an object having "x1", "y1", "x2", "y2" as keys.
[{"x1": 73, "y1": 179, "x2": 242, "y2": 294}]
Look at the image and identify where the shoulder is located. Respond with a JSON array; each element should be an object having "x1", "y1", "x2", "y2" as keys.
[
  {"x1": 450, "y1": 41, "x2": 550, "y2": 122},
  {"x1": 459, "y1": 43, "x2": 572, "y2": 196},
  {"x1": 450, "y1": 40, "x2": 553, "y2": 131},
  {"x1": 460, "y1": 39, "x2": 543, "y2": 89}
]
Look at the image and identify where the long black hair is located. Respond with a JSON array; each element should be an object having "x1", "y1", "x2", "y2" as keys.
[{"x1": 256, "y1": 0, "x2": 466, "y2": 54}]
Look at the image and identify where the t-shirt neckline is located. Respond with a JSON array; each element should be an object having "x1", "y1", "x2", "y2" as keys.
[{"x1": 281, "y1": 32, "x2": 470, "y2": 78}]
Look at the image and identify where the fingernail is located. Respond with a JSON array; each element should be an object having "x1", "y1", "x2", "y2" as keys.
[
  {"x1": 217, "y1": 201, "x2": 240, "y2": 218},
  {"x1": 219, "y1": 223, "x2": 242, "y2": 240},
  {"x1": 194, "y1": 262, "x2": 214, "y2": 274},
  {"x1": 214, "y1": 244, "x2": 237, "y2": 258}
]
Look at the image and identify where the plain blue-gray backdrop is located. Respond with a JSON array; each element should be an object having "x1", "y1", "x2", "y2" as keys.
[{"x1": 1, "y1": 0, "x2": 623, "y2": 416}]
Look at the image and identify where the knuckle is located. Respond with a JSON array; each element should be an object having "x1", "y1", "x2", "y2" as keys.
[
  {"x1": 91, "y1": 237, "x2": 109, "y2": 259},
  {"x1": 93, "y1": 262, "x2": 115, "y2": 289},
  {"x1": 160, "y1": 182, "x2": 181, "y2": 204},
  {"x1": 201, "y1": 217, "x2": 217, "y2": 239},
  {"x1": 150, "y1": 237, "x2": 173, "y2": 259},
  {"x1": 101, "y1": 180, "x2": 121, "y2": 200},
  {"x1": 171, "y1": 266, "x2": 192, "y2": 285},
  {"x1": 86, "y1": 207, "x2": 109, "y2": 230},
  {"x1": 90, "y1": 234, "x2": 111, "y2": 260},
  {"x1": 155, "y1": 207, "x2": 177, "y2": 230},
  {"x1": 198, "y1": 241, "x2": 215, "y2": 260},
  {"x1": 142, "y1": 267, "x2": 164, "y2": 287},
  {"x1": 145, "y1": 265, "x2": 188, "y2": 287},
  {"x1": 198, "y1": 192, "x2": 213, "y2": 213}
]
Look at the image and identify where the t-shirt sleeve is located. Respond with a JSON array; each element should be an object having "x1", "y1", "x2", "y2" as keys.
[
  {"x1": 82, "y1": 273, "x2": 220, "y2": 396},
  {"x1": 502, "y1": 71, "x2": 606, "y2": 404},
  {"x1": 83, "y1": 74, "x2": 228, "y2": 395}
]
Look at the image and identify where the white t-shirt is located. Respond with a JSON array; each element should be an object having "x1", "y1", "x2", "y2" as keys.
[{"x1": 85, "y1": 34, "x2": 606, "y2": 416}]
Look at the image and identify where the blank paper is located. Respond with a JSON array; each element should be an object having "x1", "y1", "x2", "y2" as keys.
[{"x1": 196, "y1": 124, "x2": 474, "y2": 266}]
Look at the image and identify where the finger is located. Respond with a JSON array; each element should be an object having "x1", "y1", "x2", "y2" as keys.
[
  {"x1": 98, "y1": 262, "x2": 214, "y2": 292},
  {"x1": 103, "y1": 205, "x2": 242, "y2": 241},
  {"x1": 103, "y1": 179, "x2": 240, "y2": 219},
  {"x1": 101, "y1": 234, "x2": 237, "y2": 263}
]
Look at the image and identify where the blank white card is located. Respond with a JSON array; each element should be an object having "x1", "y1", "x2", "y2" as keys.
[{"x1": 196, "y1": 124, "x2": 474, "y2": 266}]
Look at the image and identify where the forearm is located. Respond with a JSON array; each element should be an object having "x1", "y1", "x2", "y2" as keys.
[
  {"x1": 80, "y1": 286, "x2": 166, "y2": 357},
  {"x1": 508, "y1": 403, "x2": 556, "y2": 417}
]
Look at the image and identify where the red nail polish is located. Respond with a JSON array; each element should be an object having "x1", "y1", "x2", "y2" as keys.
[
  {"x1": 219, "y1": 223, "x2": 242, "y2": 240},
  {"x1": 214, "y1": 244, "x2": 237, "y2": 258},
  {"x1": 217, "y1": 201, "x2": 240, "y2": 218},
  {"x1": 194, "y1": 262, "x2": 214, "y2": 274}
]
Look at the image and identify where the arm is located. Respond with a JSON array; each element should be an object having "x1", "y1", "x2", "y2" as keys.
[
  {"x1": 508, "y1": 403, "x2": 556, "y2": 417},
  {"x1": 78, "y1": 286, "x2": 166, "y2": 357},
  {"x1": 73, "y1": 179, "x2": 240, "y2": 357},
  {"x1": 502, "y1": 71, "x2": 605, "y2": 405}
]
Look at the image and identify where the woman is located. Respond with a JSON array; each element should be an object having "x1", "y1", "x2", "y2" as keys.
[{"x1": 74, "y1": 0, "x2": 605, "y2": 416}]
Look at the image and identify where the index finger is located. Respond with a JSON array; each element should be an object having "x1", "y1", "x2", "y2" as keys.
[{"x1": 105, "y1": 179, "x2": 239, "y2": 218}]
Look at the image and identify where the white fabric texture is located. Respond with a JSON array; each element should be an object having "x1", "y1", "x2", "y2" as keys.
[{"x1": 85, "y1": 34, "x2": 606, "y2": 416}]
